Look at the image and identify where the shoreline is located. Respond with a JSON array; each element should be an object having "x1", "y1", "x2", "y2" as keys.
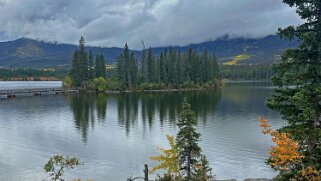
[{"x1": 103, "y1": 87, "x2": 217, "y2": 94}]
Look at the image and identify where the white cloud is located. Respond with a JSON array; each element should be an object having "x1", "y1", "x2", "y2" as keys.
[{"x1": 0, "y1": 0, "x2": 302, "y2": 49}]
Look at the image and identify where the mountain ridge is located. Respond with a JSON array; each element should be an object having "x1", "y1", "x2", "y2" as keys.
[{"x1": 0, "y1": 35, "x2": 299, "y2": 68}]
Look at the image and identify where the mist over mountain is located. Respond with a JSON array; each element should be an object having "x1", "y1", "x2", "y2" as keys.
[{"x1": 0, "y1": 35, "x2": 299, "y2": 68}]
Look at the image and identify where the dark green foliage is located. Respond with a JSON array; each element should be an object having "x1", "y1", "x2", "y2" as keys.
[
  {"x1": 147, "y1": 48, "x2": 155, "y2": 83},
  {"x1": 71, "y1": 36, "x2": 89, "y2": 86},
  {"x1": 155, "y1": 173, "x2": 182, "y2": 181},
  {"x1": 88, "y1": 50, "x2": 95, "y2": 79},
  {"x1": 193, "y1": 155, "x2": 215, "y2": 181},
  {"x1": 266, "y1": 0, "x2": 321, "y2": 179},
  {"x1": 43, "y1": 155, "x2": 82, "y2": 181},
  {"x1": 71, "y1": 49, "x2": 81, "y2": 86},
  {"x1": 78, "y1": 36, "x2": 89, "y2": 83},
  {"x1": 95, "y1": 53, "x2": 106, "y2": 78},
  {"x1": 0, "y1": 68, "x2": 68, "y2": 80},
  {"x1": 114, "y1": 45, "x2": 221, "y2": 89},
  {"x1": 221, "y1": 64, "x2": 274, "y2": 80},
  {"x1": 176, "y1": 98, "x2": 201, "y2": 180},
  {"x1": 69, "y1": 36, "x2": 106, "y2": 87}
]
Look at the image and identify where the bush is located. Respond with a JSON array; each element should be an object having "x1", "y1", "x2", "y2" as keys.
[
  {"x1": 106, "y1": 78, "x2": 124, "y2": 91},
  {"x1": 43, "y1": 155, "x2": 82, "y2": 181},
  {"x1": 93, "y1": 77, "x2": 107, "y2": 91},
  {"x1": 63, "y1": 76, "x2": 73, "y2": 89}
]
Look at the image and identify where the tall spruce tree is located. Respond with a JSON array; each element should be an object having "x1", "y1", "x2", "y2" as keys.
[
  {"x1": 88, "y1": 50, "x2": 95, "y2": 80},
  {"x1": 71, "y1": 50, "x2": 80, "y2": 86},
  {"x1": 176, "y1": 98, "x2": 202, "y2": 180},
  {"x1": 123, "y1": 43, "x2": 131, "y2": 87},
  {"x1": 130, "y1": 52, "x2": 138, "y2": 86},
  {"x1": 116, "y1": 54, "x2": 125, "y2": 84},
  {"x1": 266, "y1": 0, "x2": 321, "y2": 178},
  {"x1": 95, "y1": 54, "x2": 106, "y2": 78},
  {"x1": 141, "y1": 46, "x2": 148, "y2": 83},
  {"x1": 147, "y1": 48, "x2": 155, "y2": 83},
  {"x1": 78, "y1": 36, "x2": 88, "y2": 82}
]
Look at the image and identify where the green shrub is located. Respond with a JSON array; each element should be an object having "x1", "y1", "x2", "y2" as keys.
[{"x1": 93, "y1": 77, "x2": 107, "y2": 91}]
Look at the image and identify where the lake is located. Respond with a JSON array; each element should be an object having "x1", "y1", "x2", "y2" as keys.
[{"x1": 0, "y1": 81, "x2": 283, "y2": 181}]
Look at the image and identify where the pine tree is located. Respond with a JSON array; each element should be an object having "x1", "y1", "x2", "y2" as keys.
[
  {"x1": 71, "y1": 50, "x2": 80, "y2": 86},
  {"x1": 95, "y1": 54, "x2": 106, "y2": 78},
  {"x1": 167, "y1": 47, "x2": 175, "y2": 84},
  {"x1": 159, "y1": 52, "x2": 166, "y2": 83},
  {"x1": 130, "y1": 52, "x2": 138, "y2": 86},
  {"x1": 141, "y1": 47, "x2": 148, "y2": 83},
  {"x1": 123, "y1": 43, "x2": 131, "y2": 87},
  {"x1": 266, "y1": 0, "x2": 321, "y2": 177},
  {"x1": 193, "y1": 155, "x2": 215, "y2": 181},
  {"x1": 116, "y1": 54, "x2": 125, "y2": 84},
  {"x1": 176, "y1": 98, "x2": 202, "y2": 180},
  {"x1": 99, "y1": 54, "x2": 106, "y2": 78},
  {"x1": 88, "y1": 50, "x2": 95, "y2": 80},
  {"x1": 78, "y1": 36, "x2": 88, "y2": 83},
  {"x1": 147, "y1": 48, "x2": 155, "y2": 83}
]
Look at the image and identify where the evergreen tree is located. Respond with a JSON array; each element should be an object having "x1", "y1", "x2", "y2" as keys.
[
  {"x1": 266, "y1": 0, "x2": 321, "y2": 178},
  {"x1": 88, "y1": 50, "x2": 95, "y2": 80},
  {"x1": 176, "y1": 98, "x2": 202, "y2": 180},
  {"x1": 141, "y1": 47, "x2": 148, "y2": 83},
  {"x1": 99, "y1": 54, "x2": 106, "y2": 78},
  {"x1": 193, "y1": 155, "x2": 214, "y2": 181},
  {"x1": 159, "y1": 52, "x2": 167, "y2": 83},
  {"x1": 123, "y1": 43, "x2": 131, "y2": 87},
  {"x1": 147, "y1": 48, "x2": 155, "y2": 83},
  {"x1": 130, "y1": 52, "x2": 138, "y2": 86},
  {"x1": 116, "y1": 54, "x2": 125, "y2": 84},
  {"x1": 95, "y1": 54, "x2": 106, "y2": 78},
  {"x1": 112, "y1": 45, "x2": 221, "y2": 89},
  {"x1": 167, "y1": 47, "x2": 175, "y2": 84},
  {"x1": 78, "y1": 36, "x2": 88, "y2": 82},
  {"x1": 71, "y1": 50, "x2": 80, "y2": 86}
]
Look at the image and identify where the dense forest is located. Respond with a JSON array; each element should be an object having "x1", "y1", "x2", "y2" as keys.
[
  {"x1": 0, "y1": 68, "x2": 68, "y2": 80},
  {"x1": 221, "y1": 64, "x2": 274, "y2": 80},
  {"x1": 115, "y1": 44, "x2": 221, "y2": 89},
  {"x1": 67, "y1": 37, "x2": 221, "y2": 91}
]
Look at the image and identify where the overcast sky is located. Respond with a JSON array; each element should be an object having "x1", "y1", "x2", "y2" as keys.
[{"x1": 0, "y1": 0, "x2": 302, "y2": 49}]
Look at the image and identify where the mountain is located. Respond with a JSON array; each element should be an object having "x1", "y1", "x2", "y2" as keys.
[{"x1": 0, "y1": 35, "x2": 299, "y2": 68}]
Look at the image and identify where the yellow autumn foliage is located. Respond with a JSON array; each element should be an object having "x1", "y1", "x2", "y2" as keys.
[
  {"x1": 149, "y1": 135, "x2": 180, "y2": 176},
  {"x1": 223, "y1": 54, "x2": 251, "y2": 65}
]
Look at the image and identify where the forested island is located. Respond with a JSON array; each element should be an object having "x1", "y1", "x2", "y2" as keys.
[{"x1": 63, "y1": 37, "x2": 222, "y2": 91}]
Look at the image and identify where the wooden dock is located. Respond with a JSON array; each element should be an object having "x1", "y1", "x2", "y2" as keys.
[{"x1": 0, "y1": 88, "x2": 78, "y2": 98}]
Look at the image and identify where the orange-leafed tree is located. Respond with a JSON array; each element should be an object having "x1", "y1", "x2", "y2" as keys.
[{"x1": 259, "y1": 117, "x2": 320, "y2": 180}]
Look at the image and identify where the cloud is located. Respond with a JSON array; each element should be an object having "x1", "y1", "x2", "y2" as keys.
[{"x1": 0, "y1": 0, "x2": 302, "y2": 49}]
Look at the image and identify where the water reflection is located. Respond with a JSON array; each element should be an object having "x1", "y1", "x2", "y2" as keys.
[
  {"x1": 66, "y1": 90, "x2": 222, "y2": 141},
  {"x1": 66, "y1": 93, "x2": 107, "y2": 142},
  {"x1": 0, "y1": 82, "x2": 283, "y2": 180}
]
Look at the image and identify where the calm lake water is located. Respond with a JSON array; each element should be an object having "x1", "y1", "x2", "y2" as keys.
[{"x1": 0, "y1": 81, "x2": 283, "y2": 181}]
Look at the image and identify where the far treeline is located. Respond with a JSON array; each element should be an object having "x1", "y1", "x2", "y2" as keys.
[
  {"x1": 0, "y1": 64, "x2": 274, "y2": 81},
  {"x1": 0, "y1": 68, "x2": 68, "y2": 81},
  {"x1": 221, "y1": 64, "x2": 275, "y2": 80},
  {"x1": 65, "y1": 37, "x2": 222, "y2": 91}
]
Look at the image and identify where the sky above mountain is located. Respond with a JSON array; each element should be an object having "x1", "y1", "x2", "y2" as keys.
[{"x1": 0, "y1": 0, "x2": 302, "y2": 49}]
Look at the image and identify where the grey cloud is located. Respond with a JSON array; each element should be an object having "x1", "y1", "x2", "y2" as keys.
[{"x1": 0, "y1": 0, "x2": 302, "y2": 49}]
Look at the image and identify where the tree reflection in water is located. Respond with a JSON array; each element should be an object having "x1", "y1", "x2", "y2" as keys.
[{"x1": 67, "y1": 90, "x2": 221, "y2": 141}]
